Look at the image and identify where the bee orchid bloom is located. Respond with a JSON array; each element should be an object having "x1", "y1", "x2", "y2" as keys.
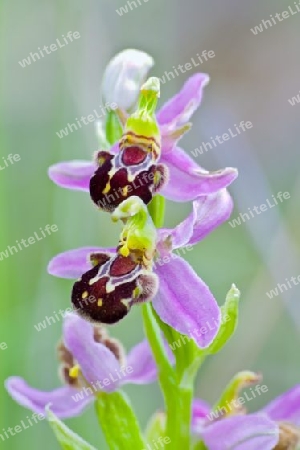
[
  {"x1": 48, "y1": 73, "x2": 237, "y2": 203},
  {"x1": 48, "y1": 190, "x2": 233, "y2": 349},
  {"x1": 5, "y1": 314, "x2": 160, "y2": 419}
]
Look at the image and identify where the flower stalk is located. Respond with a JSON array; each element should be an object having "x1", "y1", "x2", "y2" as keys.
[{"x1": 144, "y1": 194, "x2": 201, "y2": 450}]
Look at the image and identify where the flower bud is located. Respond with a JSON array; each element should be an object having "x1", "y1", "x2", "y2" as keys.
[{"x1": 101, "y1": 49, "x2": 154, "y2": 111}]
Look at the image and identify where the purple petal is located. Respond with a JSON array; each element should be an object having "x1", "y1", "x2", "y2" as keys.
[
  {"x1": 157, "y1": 73, "x2": 209, "y2": 128},
  {"x1": 158, "y1": 212, "x2": 194, "y2": 250},
  {"x1": 160, "y1": 146, "x2": 238, "y2": 202},
  {"x1": 187, "y1": 190, "x2": 233, "y2": 245},
  {"x1": 152, "y1": 256, "x2": 221, "y2": 348},
  {"x1": 5, "y1": 377, "x2": 91, "y2": 419},
  {"x1": 48, "y1": 247, "x2": 115, "y2": 279},
  {"x1": 263, "y1": 385, "x2": 300, "y2": 426},
  {"x1": 48, "y1": 160, "x2": 96, "y2": 191},
  {"x1": 159, "y1": 190, "x2": 233, "y2": 249},
  {"x1": 191, "y1": 399, "x2": 211, "y2": 435},
  {"x1": 121, "y1": 340, "x2": 158, "y2": 385},
  {"x1": 201, "y1": 414, "x2": 279, "y2": 450},
  {"x1": 63, "y1": 314, "x2": 121, "y2": 392}
]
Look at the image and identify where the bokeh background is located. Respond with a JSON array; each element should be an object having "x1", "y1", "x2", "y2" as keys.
[{"x1": 1, "y1": 0, "x2": 300, "y2": 448}]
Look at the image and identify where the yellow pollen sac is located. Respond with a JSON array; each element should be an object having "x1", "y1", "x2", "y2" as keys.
[
  {"x1": 69, "y1": 364, "x2": 80, "y2": 379},
  {"x1": 119, "y1": 244, "x2": 130, "y2": 257},
  {"x1": 97, "y1": 298, "x2": 103, "y2": 307},
  {"x1": 102, "y1": 181, "x2": 111, "y2": 194}
]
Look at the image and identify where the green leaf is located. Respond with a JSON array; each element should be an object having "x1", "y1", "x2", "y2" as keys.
[
  {"x1": 144, "y1": 412, "x2": 166, "y2": 445},
  {"x1": 46, "y1": 407, "x2": 97, "y2": 450},
  {"x1": 95, "y1": 391, "x2": 146, "y2": 450},
  {"x1": 207, "y1": 284, "x2": 240, "y2": 354}
]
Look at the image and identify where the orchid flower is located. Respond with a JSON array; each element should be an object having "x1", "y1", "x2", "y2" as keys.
[
  {"x1": 6, "y1": 49, "x2": 253, "y2": 450},
  {"x1": 48, "y1": 191, "x2": 233, "y2": 349},
  {"x1": 5, "y1": 313, "x2": 159, "y2": 419},
  {"x1": 49, "y1": 60, "x2": 237, "y2": 204}
]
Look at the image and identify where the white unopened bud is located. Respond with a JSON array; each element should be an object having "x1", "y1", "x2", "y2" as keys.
[{"x1": 101, "y1": 49, "x2": 154, "y2": 111}]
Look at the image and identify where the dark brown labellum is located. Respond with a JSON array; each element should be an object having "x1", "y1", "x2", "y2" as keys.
[
  {"x1": 89, "y1": 136, "x2": 168, "y2": 212},
  {"x1": 71, "y1": 252, "x2": 158, "y2": 324}
]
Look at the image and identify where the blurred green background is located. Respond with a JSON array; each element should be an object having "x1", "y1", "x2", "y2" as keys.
[{"x1": 1, "y1": 0, "x2": 300, "y2": 448}]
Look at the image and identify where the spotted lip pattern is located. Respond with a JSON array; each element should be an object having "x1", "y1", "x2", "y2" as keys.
[
  {"x1": 89, "y1": 132, "x2": 168, "y2": 213},
  {"x1": 71, "y1": 253, "x2": 158, "y2": 324}
]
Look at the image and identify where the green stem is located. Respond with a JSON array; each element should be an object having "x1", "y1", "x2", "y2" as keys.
[{"x1": 144, "y1": 194, "x2": 197, "y2": 449}]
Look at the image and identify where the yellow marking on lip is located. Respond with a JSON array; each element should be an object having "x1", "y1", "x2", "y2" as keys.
[
  {"x1": 122, "y1": 186, "x2": 128, "y2": 196},
  {"x1": 98, "y1": 156, "x2": 106, "y2": 166},
  {"x1": 97, "y1": 298, "x2": 103, "y2": 307},
  {"x1": 82, "y1": 291, "x2": 88, "y2": 299},
  {"x1": 102, "y1": 181, "x2": 111, "y2": 194}
]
